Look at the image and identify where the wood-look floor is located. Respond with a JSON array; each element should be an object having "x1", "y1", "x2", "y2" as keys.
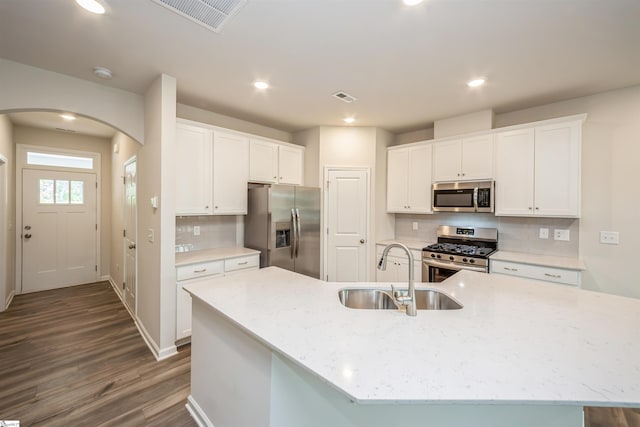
[
  {"x1": 0, "y1": 282, "x2": 196, "y2": 427},
  {"x1": 0, "y1": 282, "x2": 637, "y2": 427}
]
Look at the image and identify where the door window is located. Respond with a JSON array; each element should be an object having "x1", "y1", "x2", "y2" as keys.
[{"x1": 39, "y1": 179, "x2": 84, "y2": 205}]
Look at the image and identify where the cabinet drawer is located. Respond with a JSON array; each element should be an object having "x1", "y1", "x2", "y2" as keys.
[
  {"x1": 224, "y1": 254, "x2": 259, "y2": 273},
  {"x1": 490, "y1": 260, "x2": 579, "y2": 286},
  {"x1": 177, "y1": 260, "x2": 224, "y2": 281}
]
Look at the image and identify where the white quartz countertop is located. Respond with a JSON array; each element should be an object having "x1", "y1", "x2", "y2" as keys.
[
  {"x1": 490, "y1": 250, "x2": 586, "y2": 271},
  {"x1": 376, "y1": 239, "x2": 434, "y2": 251},
  {"x1": 175, "y1": 247, "x2": 260, "y2": 267},
  {"x1": 185, "y1": 267, "x2": 640, "y2": 406}
]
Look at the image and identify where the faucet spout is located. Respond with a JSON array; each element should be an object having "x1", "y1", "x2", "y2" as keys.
[{"x1": 377, "y1": 242, "x2": 417, "y2": 316}]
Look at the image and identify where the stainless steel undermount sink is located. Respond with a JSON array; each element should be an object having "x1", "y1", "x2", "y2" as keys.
[{"x1": 338, "y1": 288, "x2": 462, "y2": 310}]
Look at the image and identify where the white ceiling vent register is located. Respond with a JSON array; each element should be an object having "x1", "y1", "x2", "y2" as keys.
[
  {"x1": 332, "y1": 91, "x2": 358, "y2": 103},
  {"x1": 151, "y1": 0, "x2": 247, "y2": 33}
]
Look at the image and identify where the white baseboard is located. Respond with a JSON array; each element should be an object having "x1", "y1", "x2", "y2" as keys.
[
  {"x1": 186, "y1": 395, "x2": 214, "y2": 427},
  {"x1": 2, "y1": 289, "x2": 15, "y2": 312},
  {"x1": 106, "y1": 275, "x2": 178, "y2": 362},
  {"x1": 100, "y1": 274, "x2": 110, "y2": 282}
]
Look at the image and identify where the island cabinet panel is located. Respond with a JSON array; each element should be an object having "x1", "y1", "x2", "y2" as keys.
[
  {"x1": 495, "y1": 119, "x2": 581, "y2": 218},
  {"x1": 175, "y1": 123, "x2": 213, "y2": 215},
  {"x1": 386, "y1": 143, "x2": 432, "y2": 213},
  {"x1": 432, "y1": 134, "x2": 493, "y2": 182},
  {"x1": 212, "y1": 130, "x2": 250, "y2": 214}
]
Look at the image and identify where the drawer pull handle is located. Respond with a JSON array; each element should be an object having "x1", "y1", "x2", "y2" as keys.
[
  {"x1": 504, "y1": 267, "x2": 518, "y2": 272},
  {"x1": 193, "y1": 268, "x2": 207, "y2": 273},
  {"x1": 544, "y1": 273, "x2": 561, "y2": 278},
  {"x1": 237, "y1": 261, "x2": 248, "y2": 265}
]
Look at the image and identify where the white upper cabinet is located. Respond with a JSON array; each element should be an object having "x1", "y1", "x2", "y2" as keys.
[
  {"x1": 432, "y1": 135, "x2": 494, "y2": 182},
  {"x1": 495, "y1": 119, "x2": 581, "y2": 217},
  {"x1": 175, "y1": 122, "x2": 213, "y2": 215},
  {"x1": 278, "y1": 145, "x2": 304, "y2": 185},
  {"x1": 213, "y1": 131, "x2": 250, "y2": 215},
  {"x1": 249, "y1": 139, "x2": 278, "y2": 183},
  {"x1": 387, "y1": 144, "x2": 432, "y2": 213},
  {"x1": 249, "y1": 139, "x2": 304, "y2": 185}
]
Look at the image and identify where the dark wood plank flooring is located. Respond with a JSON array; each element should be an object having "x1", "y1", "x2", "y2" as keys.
[
  {"x1": 0, "y1": 281, "x2": 637, "y2": 426},
  {"x1": 0, "y1": 282, "x2": 196, "y2": 426}
]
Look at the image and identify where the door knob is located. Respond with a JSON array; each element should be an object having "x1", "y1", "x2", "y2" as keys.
[
  {"x1": 128, "y1": 243, "x2": 136, "y2": 250},
  {"x1": 24, "y1": 233, "x2": 32, "y2": 239},
  {"x1": 25, "y1": 225, "x2": 31, "y2": 230},
  {"x1": 360, "y1": 239, "x2": 365, "y2": 244}
]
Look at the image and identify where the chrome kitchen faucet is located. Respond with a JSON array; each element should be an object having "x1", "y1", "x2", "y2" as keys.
[{"x1": 378, "y1": 242, "x2": 417, "y2": 317}]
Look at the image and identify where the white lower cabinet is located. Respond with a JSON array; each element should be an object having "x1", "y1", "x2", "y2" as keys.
[
  {"x1": 490, "y1": 259, "x2": 580, "y2": 287},
  {"x1": 375, "y1": 245, "x2": 422, "y2": 283},
  {"x1": 176, "y1": 253, "x2": 259, "y2": 341}
]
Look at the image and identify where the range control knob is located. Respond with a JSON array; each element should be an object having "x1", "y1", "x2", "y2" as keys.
[
  {"x1": 449, "y1": 256, "x2": 455, "y2": 261},
  {"x1": 469, "y1": 259, "x2": 475, "y2": 264},
  {"x1": 431, "y1": 253, "x2": 436, "y2": 258},
  {"x1": 436, "y1": 254, "x2": 442, "y2": 259},
  {"x1": 462, "y1": 258, "x2": 468, "y2": 263}
]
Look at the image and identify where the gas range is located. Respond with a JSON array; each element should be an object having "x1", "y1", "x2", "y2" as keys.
[{"x1": 422, "y1": 226, "x2": 498, "y2": 280}]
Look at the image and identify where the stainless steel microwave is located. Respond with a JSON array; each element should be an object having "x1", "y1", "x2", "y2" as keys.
[{"x1": 432, "y1": 180, "x2": 494, "y2": 213}]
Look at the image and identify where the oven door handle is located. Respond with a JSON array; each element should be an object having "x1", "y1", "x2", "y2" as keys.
[{"x1": 423, "y1": 258, "x2": 487, "y2": 273}]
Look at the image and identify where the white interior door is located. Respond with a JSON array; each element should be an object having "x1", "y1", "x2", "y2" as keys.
[
  {"x1": 326, "y1": 169, "x2": 369, "y2": 282},
  {"x1": 22, "y1": 169, "x2": 97, "y2": 293},
  {"x1": 123, "y1": 158, "x2": 137, "y2": 313},
  {"x1": 0, "y1": 156, "x2": 8, "y2": 310}
]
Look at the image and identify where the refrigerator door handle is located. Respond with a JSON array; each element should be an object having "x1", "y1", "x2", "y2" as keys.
[
  {"x1": 290, "y1": 208, "x2": 297, "y2": 259},
  {"x1": 295, "y1": 208, "x2": 301, "y2": 258}
]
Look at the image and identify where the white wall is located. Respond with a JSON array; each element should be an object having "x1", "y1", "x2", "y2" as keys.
[
  {"x1": 375, "y1": 128, "x2": 395, "y2": 245},
  {"x1": 177, "y1": 103, "x2": 292, "y2": 143},
  {"x1": 294, "y1": 127, "x2": 320, "y2": 187},
  {"x1": 0, "y1": 59, "x2": 145, "y2": 143},
  {"x1": 13, "y1": 125, "x2": 113, "y2": 278},
  {"x1": 137, "y1": 74, "x2": 177, "y2": 359},
  {"x1": 110, "y1": 132, "x2": 140, "y2": 297},
  {"x1": 0, "y1": 115, "x2": 14, "y2": 310}
]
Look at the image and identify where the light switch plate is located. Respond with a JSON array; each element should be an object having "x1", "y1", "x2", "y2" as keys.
[
  {"x1": 599, "y1": 231, "x2": 619, "y2": 245},
  {"x1": 194, "y1": 226, "x2": 201, "y2": 236},
  {"x1": 412, "y1": 222, "x2": 418, "y2": 231},
  {"x1": 539, "y1": 228, "x2": 549, "y2": 239},
  {"x1": 147, "y1": 228, "x2": 155, "y2": 243},
  {"x1": 554, "y1": 229, "x2": 570, "y2": 241}
]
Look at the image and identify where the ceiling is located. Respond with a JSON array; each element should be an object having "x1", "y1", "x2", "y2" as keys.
[
  {"x1": 8, "y1": 112, "x2": 117, "y2": 138},
  {"x1": 1, "y1": 0, "x2": 639, "y2": 135}
]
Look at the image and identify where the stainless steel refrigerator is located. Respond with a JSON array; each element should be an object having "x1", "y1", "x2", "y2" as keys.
[{"x1": 245, "y1": 185, "x2": 320, "y2": 279}]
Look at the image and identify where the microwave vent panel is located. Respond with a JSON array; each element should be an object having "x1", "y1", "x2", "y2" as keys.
[
  {"x1": 332, "y1": 91, "x2": 358, "y2": 103},
  {"x1": 151, "y1": 0, "x2": 247, "y2": 33}
]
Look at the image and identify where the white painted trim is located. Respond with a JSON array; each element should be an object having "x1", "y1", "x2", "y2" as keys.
[
  {"x1": 99, "y1": 274, "x2": 110, "y2": 281},
  {"x1": 15, "y1": 144, "x2": 102, "y2": 293},
  {"x1": 4, "y1": 290, "x2": 15, "y2": 311},
  {"x1": 186, "y1": 395, "x2": 215, "y2": 427},
  {"x1": 107, "y1": 275, "x2": 178, "y2": 361},
  {"x1": 322, "y1": 166, "x2": 371, "y2": 282}
]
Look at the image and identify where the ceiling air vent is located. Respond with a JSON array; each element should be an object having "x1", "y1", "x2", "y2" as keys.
[
  {"x1": 332, "y1": 91, "x2": 358, "y2": 104},
  {"x1": 151, "y1": 0, "x2": 247, "y2": 33},
  {"x1": 55, "y1": 128, "x2": 77, "y2": 133}
]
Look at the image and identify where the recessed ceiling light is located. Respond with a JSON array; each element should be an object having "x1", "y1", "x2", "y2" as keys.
[
  {"x1": 403, "y1": 0, "x2": 424, "y2": 5},
  {"x1": 467, "y1": 78, "x2": 486, "y2": 88},
  {"x1": 93, "y1": 67, "x2": 113, "y2": 79},
  {"x1": 60, "y1": 114, "x2": 76, "y2": 121},
  {"x1": 254, "y1": 81, "x2": 269, "y2": 90},
  {"x1": 76, "y1": 0, "x2": 106, "y2": 14},
  {"x1": 344, "y1": 117, "x2": 355, "y2": 124}
]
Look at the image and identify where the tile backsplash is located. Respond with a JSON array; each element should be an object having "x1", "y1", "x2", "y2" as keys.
[
  {"x1": 176, "y1": 215, "x2": 239, "y2": 252},
  {"x1": 395, "y1": 213, "x2": 579, "y2": 257}
]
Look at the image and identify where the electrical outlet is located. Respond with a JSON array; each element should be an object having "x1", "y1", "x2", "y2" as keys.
[
  {"x1": 412, "y1": 222, "x2": 419, "y2": 231},
  {"x1": 554, "y1": 229, "x2": 570, "y2": 241},
  {"x1": 194, "y1": 226, "x2": 201, "y2": 236},
  {"x1": 147, "y1": 228, "x2": 155, "y2": 243},
  {"x1": 539, "y1": 228, "x2": 549, "y2": 239},
  {"x1": 599, "y1": 231, "x2": 619, "y2": 245}
]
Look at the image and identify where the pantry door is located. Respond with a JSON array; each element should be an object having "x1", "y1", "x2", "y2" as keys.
[
  {"x1": 325, "y1": 168, "x2": 369, "y2": 282},
  {"x1": 21, "y1": 169, "x2": 97, "y2": 293}
]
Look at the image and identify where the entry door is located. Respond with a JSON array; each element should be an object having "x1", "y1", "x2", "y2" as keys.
[
  {"x1": 326, "y1": 169, "x2": 369, "y2": 282},
  {"x1": 22, "y1": 169, "x2": 97, "y2": 293},
  {"x1": 123, "y1": 159, "x2": 137, "y2": 313}
]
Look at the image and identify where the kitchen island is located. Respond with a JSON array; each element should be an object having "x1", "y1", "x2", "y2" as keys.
[{"x1": 184, "y1": 267, "x2": 640, "y2": 427}]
